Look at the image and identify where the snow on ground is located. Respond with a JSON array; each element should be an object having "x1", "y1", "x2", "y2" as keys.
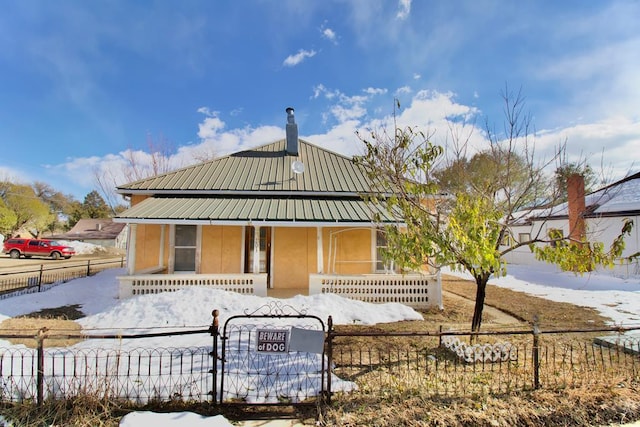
[
  {"x1": 57, "y1": 239, "x2": 124, "y2": 257},
  {"x1": 0, "y1": 263, "x2": 638, "y2": 426}
]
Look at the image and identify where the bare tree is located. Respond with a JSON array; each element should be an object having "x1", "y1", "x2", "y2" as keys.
[
  {"x1": 94, "y1": 133, "x2": 180, "y2": 213},
  {"x1": 355, "y1": 87, "x2": 634, "y2": 332}
]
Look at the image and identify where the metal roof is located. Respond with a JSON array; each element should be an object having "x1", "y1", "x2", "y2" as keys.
[
  {"x1": 114, "y1": 138, "x2": 400, "y2": 225},
  {"x1": 117, "y1": 139, "x2": 383, "y2": 195},
  {"x1": 114, "y1": 196, "x2": 400, "y2": 225},
  {"x1": 50, "y1": 219, "x2": 127, "y2": 240}
]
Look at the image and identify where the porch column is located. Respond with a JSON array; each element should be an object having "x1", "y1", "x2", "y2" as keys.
[
  {"x1": 168, "y1": 224, "x2": 175, "y2": 273},
  {"x1": 127, "y1": 224, "x2": 137, "y2": 275},
  {"x1": 158, "y1": 225, "x2": 165, "y2": 267},
  {"x1": 253, "y1": 225, "x2": 260, "y2": 273},
  {"x1": 317, "y1": 226, "x2": 323, "y2": 273}
]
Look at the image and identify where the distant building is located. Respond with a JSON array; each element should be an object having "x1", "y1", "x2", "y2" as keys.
[
  {"x1": 504, "y1": 172, "x2": 640, "y2": 277},
  {"x1": 51, "y1": 219, "x2": 128, "y2": 249}
]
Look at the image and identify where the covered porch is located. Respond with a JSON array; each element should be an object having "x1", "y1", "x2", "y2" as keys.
[{"x1": 116, "y1": 270, "x2": 442, "y2": 309}]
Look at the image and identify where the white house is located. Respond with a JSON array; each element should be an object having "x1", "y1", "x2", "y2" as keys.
[{"x1": 503, "y1": 172, "x2": 640, "y2": 277}]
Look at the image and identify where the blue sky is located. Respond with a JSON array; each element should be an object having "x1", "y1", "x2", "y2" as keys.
[{"x1": 1, "y1": 0, "x2": 639, "y2": 200}]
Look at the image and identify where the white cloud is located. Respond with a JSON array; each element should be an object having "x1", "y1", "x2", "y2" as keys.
[
  {"x1": 330, "y1": 104, "x2": 367, "y2": 123},
  {"x1": 397, "y1": 0, "x2": 411, "y2": 20},
  {"x1": 363, "y1": 87, "x2": 388, "y2": 96},
  {"x1": 41, "y1": 88, "x2": 640, "y2": 200},
  {"x1": 321, "y1": 27, "x2": 337, "y2": 44},
  {"x1": 395, "y1": 86, "x2": 412, "y2": 96},
  {"x1": 312, "y1": 84, "x2": 341, "y2": 100},
  {"x1": 311, "y1": 84, "x2": 327, "y2": 99},
  {"x1": 536, "y1": 117, "x2": 640, "y2": 180},
  {"x1": 283, "y1": 49, "x2": 317, "y2": 67},
  {"x1": 197, "y1": 109, "x2": 226, "y2": 140}
]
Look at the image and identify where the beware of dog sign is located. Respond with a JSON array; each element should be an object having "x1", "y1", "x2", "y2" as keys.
[{"x1": 256, "y1": 329, "x2": 289, "y2": 353}]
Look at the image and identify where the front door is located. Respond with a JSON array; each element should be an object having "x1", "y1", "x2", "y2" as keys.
[{"x1": 244, "y1": 227, "x2": 271, "y2": 286}]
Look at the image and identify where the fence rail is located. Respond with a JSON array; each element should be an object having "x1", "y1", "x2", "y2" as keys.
[
  {"x1": 0, "y1": 257, "x2": 125, "y2": 297},
  {"x1": 1, "y1": 322, "x2": 638, "y2": 407}
]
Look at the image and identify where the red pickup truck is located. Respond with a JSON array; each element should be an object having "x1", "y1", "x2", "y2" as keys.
[{"x1": 2, "y1": 238, "x2": 76, "y2": 260}]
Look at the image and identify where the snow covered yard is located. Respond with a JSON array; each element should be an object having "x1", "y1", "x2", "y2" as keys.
[{"x1": 0, "y1": 262, "x2": 638, "y2": 426}]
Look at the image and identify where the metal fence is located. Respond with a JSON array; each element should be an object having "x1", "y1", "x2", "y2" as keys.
[
  {"x1": 326, "y1": 323, "x2": 640, "y2": 401},
  {"x1": 0, "y1": 319, "x2": 638, "y2": 409},
  {"x1": 0, "y1": 257, "x2": 125, "y2": 296}
]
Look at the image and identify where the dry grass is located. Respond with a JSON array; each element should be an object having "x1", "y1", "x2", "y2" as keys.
[
  {"x1": 0, "y1": 395, "x2": 125, "y2": 427},
  {"x1": 331, "y1": 275, "x2": 612, "y2": 353},
  {"x1": 442, "y1": 274, "x2": 609, "y2": 330},
  {"x1": 0, "y1": 304, "x2": 84, "y2": 347},
  {"x1": 322, "y1": 379, "x2": 640, "y2": 426}
]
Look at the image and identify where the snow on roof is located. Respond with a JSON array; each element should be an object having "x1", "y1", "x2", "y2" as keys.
[
  {"x1": 588, "y1": 172, "x2": 640, "y2": 214},
  {"x1": 511, "y1": 171, "x2": 640, "y2": 224}
]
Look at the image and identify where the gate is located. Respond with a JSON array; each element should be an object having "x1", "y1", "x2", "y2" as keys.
[{"x1": 209, "y1": 301, "x2": 327, "y2": 410}]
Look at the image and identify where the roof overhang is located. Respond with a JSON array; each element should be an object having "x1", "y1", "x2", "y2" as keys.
[{"x1": 114, "y1": 196, "x2": 404, "y2": 227}]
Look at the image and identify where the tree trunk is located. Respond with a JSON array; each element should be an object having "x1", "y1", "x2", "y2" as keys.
[{"x1": 471, "y1": 275, "x2": 489, "y2": 333}]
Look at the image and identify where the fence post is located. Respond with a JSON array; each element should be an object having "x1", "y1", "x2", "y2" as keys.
[
  {"x1": 120, "y1": 256, "x2": 124, "y2": 268},
  {"x1": 532, "y1": 315, "x2": 540, "y2": 390},
  {"x1": 208, "y1": 309, "x2": 220, "y2": 404},
  {"x1": 86, "y1": 259, "x2": 91, "y2": 276},
  {"x1": 38, "y1": 265, "x2": 44, "y2": 292},
  {"x1": 36, "y1": 327, "x2": 47, "y2": 406},
  {"x1": 325, "y1": 315, "x2": 334, "y2": 405}
]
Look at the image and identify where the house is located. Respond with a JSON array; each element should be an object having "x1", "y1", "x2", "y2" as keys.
[
  {"x1": 50, "y1": 219, "x2": 128, "y2": 249},
  {"x1": 504, "y1": 172, "x2": 640, "y2": 277},
  {"x1": 113, "y1": 108, "x2": 442, "y2": 308}
]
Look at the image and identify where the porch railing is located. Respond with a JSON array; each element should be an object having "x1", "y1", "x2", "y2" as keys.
[
  {"x1": 308, "y1": 272, "x2": 442, "y2": 309},
  {"x1": 117, "y1": 273, "x2": 268, "y2": 299}
]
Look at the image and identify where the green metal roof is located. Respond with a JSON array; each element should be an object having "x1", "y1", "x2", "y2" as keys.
[
  {"x1": 117, "y1": 139, "x2": 383, "y2": 195},
  {"x1": 115, "y1": 139, "x2": 399, "y2": 225},
  {"x1": 115, "y1": 196, "x2": 400, "y2": 225}
]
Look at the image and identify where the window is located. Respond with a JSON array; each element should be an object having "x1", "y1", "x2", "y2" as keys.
[
  {"x1": 375, "y1": 229, "x2": 395, "y2": 273},
  {"x1": 518, "y1": 233, "x2": 531, "y2": 244},
  {"x1": 174, "y1": 225, "x2": 197, "y2": 272}
]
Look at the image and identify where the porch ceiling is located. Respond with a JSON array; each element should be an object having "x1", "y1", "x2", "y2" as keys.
[{"x1": 115, "y1": 196, "x2": 401, "y2": 224}]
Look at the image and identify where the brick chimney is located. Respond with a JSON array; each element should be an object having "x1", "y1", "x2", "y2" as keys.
[{"x1": 567, "y1": 174, "x2": 586, "y2": 242}]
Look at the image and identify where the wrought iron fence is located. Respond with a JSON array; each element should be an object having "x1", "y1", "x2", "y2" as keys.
[
  {"x1": 0, "y1": 257, "x2": 125, "y2": 296},
  {"x1": 213, "y1": 302, "x2": 327, "y2": 407},
  {"x1": 326, "y1": 323, "x2": 640, "y2": 401},
  {"x1": 0, "y1": 319, "x2": 638, "y2": 408}
]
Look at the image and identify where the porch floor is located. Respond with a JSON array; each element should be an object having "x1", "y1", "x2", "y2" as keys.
[{"x1": 267, "y1": 287, "x2": 308, "y2": 299}]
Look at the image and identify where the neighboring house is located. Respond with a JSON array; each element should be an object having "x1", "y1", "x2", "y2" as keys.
[
  {"x1": 113, "y1": 108, "x2": 442, "y2": 308},
  {"x1": 51, "y1": 219, "x2": 128, "y2": 249},
  {"x1": 504, "y1": 172, "x2": 640, "y2": 277}
]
